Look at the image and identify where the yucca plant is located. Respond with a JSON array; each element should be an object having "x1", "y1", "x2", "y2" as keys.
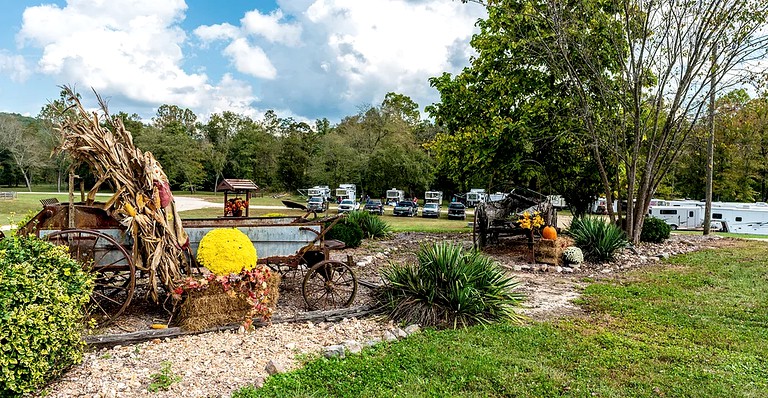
[
  {"x1": 346, "y1": 211, "x2": 391, "y2": 238},
  {"x1": 567, "y1": 216, "x2": 628, "y2": 262},
  {"x1": 378, "y1": 242, "x2": 524, "y2": 329}
]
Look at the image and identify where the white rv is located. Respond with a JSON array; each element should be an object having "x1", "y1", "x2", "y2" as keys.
[
  {"x1": 307, "y1": 185, "x2": 331, "y2": 200},
  {"x1": 547, "y1": 195, "x2": 567, "y2": 209},
  {"x1": 335, "y1": 184, "x2": 357, "y2": 202},
  {"x1": 647, "y1": 205, "x2": 704, "y2": 230},
  {"x1": 424, "y1": 191, "x2": 443, "y2": 205},
  {"x1": 488, "y1": 192, "x2": 508, "y2": 202},
  {"x1": 465, "y1": 189, "x2": 488, "y2": 207},
  {"x1": 385, "y1": 188, "x2": 405, "y2": 206},
  {"x1": 648, "y1": 202, "x2": 768, "y2": 234}
]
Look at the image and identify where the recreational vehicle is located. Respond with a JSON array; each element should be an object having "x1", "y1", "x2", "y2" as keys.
[
  {"x1": 307, "y1": 185, "x2": 331, "y2": 200},
  {"x1": 385, "y1": 188, "x2": 405, "y2": 206},
  {"x1": 335, "y1": 184, "x2": 357, "y2": 202},
  {"x1": 465, "y1": 189, "x2": 488, "y2": 208},
  {"x1": 424, "y1": 191, "x2": 443, "y2": 205},
  {"x1": 648, "y1": 202, "x2": 768, "y2": 234}
]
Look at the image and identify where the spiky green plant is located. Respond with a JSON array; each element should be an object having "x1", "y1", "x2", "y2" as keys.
[
  {"x1": 346, "y1": 211, "x2": 391, "y2": 238},
  {"x1": 567, "y1": 216, "x2": 628, "y2": 262},
  {"x1": 378, "y1": 242, "x2": 524, "y2": 329}
]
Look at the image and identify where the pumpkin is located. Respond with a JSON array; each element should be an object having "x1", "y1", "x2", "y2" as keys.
[{"x1": 541, "y1": 225, "x2": 557, "y2": 240}]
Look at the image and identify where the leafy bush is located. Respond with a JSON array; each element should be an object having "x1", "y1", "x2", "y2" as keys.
[
  {"x1": 567, "y1": 216, "x2": 628, "y2": 262},
  {"x1": 325, "y1": 219, "x2": 364, "y2": 248},
  {"x1": 641, "y1": 216, "x2": 671, "y2": 243},
  {"x1": 0, "y1": 235, "x2": 93, "y2": 396},
  {"x1": 346, "y1": 211, "x2": 391, "y2": 238},
  {"x1": 378, "y1": 242, "x2": 524, "y2": 329}
]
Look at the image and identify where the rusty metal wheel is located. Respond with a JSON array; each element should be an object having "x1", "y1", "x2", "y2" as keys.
[
  {"x1": 44, "y1": 229, "x2": 135, "y2": 326},
  {"x1": 302, "y1": 260, "x2": 357, "y2": 310}
]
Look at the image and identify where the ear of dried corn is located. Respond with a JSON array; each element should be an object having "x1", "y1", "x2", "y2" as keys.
[{"x1": 55, "y1": 86, "x2": 188, "y2": 302}]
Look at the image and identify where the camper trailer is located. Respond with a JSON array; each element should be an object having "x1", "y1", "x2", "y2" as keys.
[
  {"x1": 489, "y1": 192, "x2": 508, "y2": 202},
  {"x1": 307, "y1": 185, "x2": 331, "y2": 200},
  {"x1": 547, "y1": 195, "x2": 567, "y2": 209},
  {"x1": 386, "y1": 188, "x2": 405, "y2": 206},
  {"x1": 648, "y1": 202, "x2": 768, "y2": 234},
  {"x1": 647, "y1": 205, "x2": 704, "y2": 230},
  {"x1": 335, "y1": 184, "x2": 357, "y2": 202},
  {"x1": 465, "y1": 189, "x2": 488, "y2": 208},
  {"x1": 424, "y1": 191, "x2": 443, "y2": 205}
]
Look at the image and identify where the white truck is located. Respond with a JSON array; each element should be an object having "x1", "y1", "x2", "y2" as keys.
[
  {"x1": 386, "y1": 188, "x2": 405, "y2": 206},
  {"x1": 335, "y1": 184, "x2": 357, "y2": 203}
]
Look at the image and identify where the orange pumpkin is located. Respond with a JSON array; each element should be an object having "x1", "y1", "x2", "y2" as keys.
[{"x1": 541, "y1": 225, "x2": 557, "y2": 240}]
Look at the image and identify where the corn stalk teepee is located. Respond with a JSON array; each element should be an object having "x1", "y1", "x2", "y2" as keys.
[{"x1": 55, "y1": 86, "x2": 189, "y2": 303}]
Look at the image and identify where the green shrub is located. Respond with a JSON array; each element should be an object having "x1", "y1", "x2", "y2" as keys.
[
  {"x1": 641, "y1": 216, "x2": 671, "y2": 243},
  {"x1": 567, "y1": 216, "x2": 628, "y2": 262},
  {"x1": 378, "y1": 242, "x2": 524, "y2": 329},
  {"x1": 346, "y1": 211, "x2": 391, "y2": 238},
  {"x1": 0, "y1": 235, "x2": 94, "y2": 396},
  {"x1": 325, "y1": 219, "x2": 364, "y2": 248}
]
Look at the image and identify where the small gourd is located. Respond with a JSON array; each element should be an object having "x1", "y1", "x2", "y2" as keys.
[{"x1": 541, "y1": 225, "x2": 557, "y2": 240}]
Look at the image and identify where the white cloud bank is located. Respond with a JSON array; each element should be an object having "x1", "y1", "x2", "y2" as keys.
[
  {"x1": 14, "y1": 0, "x2": 485, "y2": 121},
  {"x1": 16, "y1": 0, "x2": 259, "y2": 118},
  {"x1": 0, "y1": 51, "x2": 30, "y2": 82}
]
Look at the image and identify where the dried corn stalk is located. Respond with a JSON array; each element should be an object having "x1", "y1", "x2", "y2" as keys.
[{"x1": 55, "y1": 86, "x2": 188, "y2": 302}]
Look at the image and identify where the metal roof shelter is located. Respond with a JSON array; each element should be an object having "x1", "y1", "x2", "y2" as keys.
[{"x1": 216, "y1": 179, "x2": 259, "y2": 217}]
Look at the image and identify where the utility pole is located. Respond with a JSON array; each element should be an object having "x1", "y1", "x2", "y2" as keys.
[{"x1": 704, "y1": 42, "x2": 717, "y2": 235}]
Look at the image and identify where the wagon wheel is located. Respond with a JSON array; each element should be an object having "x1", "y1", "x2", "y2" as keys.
[
  {"x1": 302, "y1": 260, "x2": 357, "y2": 310},
  {"x1": 44, "y1": 229, "x2": 135, "y2": 327}
]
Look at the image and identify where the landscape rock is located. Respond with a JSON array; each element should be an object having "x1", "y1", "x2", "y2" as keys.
[
  {"x1": 404, "y1": 324, "x2": 421, "y2": 335},
  {"x1": 394, "y1": 328, "x2": 408, "y2": 339},
  {"x1": 265, "y1": 360, "x2": 288, "y2": 375},
  {"x1": 323, "y1": 345, "x2": 346, "y2": 359},
  {"x1": 342, "y1": 340, "x2": 363, "y2": 354},
  {"x1": 383, "y1": 330, "x2": 398, "y2": 342}
]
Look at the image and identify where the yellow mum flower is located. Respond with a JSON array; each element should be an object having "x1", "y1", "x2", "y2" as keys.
[{"x1": 196, "y1": 228, "x2": 258, "y2": 276}]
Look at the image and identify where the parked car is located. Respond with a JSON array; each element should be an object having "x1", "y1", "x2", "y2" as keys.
[
  {"x1": 447, "y1": 202, "x2": 466, "y2": 220},
  {"x1": 393, "y1": 200, "x2": 418, "y2": 217},
  {"x1": 363, "y1": 199, "x2": 384, "y2": 215},
  {"x1": 307, "y1": 196, "x2": 328, "y2": 212},
  {"x1": 421, "y1": 203, "x2": 440, "y2": 218},
  {"x1": 337, "y1": 199, "x2": 360, "y2": 213}
]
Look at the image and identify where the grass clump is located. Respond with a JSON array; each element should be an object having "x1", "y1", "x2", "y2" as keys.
[
  {"x1": 641, "y1": 216, "x2": 671, "y2": 243},
  {"x1": 346, "y1": 211, "x2": 391, "y2": 238},
  {"x1": 147, "y1": 361, "x2": 182, "y2": 392},
  {"x1": 378, "y1": 242, "x2": 524, "y2": 329},
  {"x1": 325, "y1": 219, "x2": 364, "y2": 248},
  {"x1": 568, "y1": 216, "x2": 628, "y2": 262}
]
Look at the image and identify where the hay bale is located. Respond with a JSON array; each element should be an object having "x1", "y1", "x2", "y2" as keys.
[
  {"x1": 178, "y1": 272, "x2": 281, "y2": 332},
  {"x1": 179, "y1": 285, "x2": 251, "y2": 331},
  {"x1": 535, "y1": 237, "x2": 572, "y2": 266}
]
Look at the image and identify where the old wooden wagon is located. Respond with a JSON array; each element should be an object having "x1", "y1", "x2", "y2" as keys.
[{"x1": 17, "y1": 200, "x2": 358, "y2": 326}]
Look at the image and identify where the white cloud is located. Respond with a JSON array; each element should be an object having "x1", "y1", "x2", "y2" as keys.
[
  {"x1": 0, "y1": 51, "x2": 30, "y2": 82},
  {"x1": 304, "y1": 0, "x2": 483, "y2": 102},
  {"x1": 15, "y1": 0, "x2": 258, "y2": 118},
  {"x1": 194, "y1": 23, "x2": 239, "y2": 43},
  {"x1": 223, "y1": 38, "x2": 277, "y2": 79},
  {"x1": 241, "y1": 9, "x2": 302, "y2": 46}
]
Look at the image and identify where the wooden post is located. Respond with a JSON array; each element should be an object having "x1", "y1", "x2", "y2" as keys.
[
  {"x1": 68, "y1": 172, "x2": 76, "y2": 229},
  {"x1": 526, "y1": 229, "x2": 535, "y2": 263},
  {"x1": 246, "y1": 191, "x2": 251, "y2": 217}
]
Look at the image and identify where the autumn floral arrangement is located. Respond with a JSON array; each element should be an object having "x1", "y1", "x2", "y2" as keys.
[
  {"x1": 176, "y1": 228, "x2": 279, "y2": 331},
  {"x1": 225, "y1": 198, "x2": 248, "y2": 217},
  {"x1": 515, "y1": 211, "x2": 544, "y2": 230}
]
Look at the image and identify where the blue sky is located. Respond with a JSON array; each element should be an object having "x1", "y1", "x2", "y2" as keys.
[{"x1": 0, "y1": 0, "x2": 486, "y2": 123}]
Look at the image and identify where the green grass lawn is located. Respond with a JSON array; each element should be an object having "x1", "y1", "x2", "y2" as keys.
[{"x1": 234, "y1": 242, "x2": 768, "y2": 398}]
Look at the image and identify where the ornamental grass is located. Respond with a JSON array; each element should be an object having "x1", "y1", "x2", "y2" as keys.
[{"x1": 378, "y1": 242, "x2": 524, "y2": 329}]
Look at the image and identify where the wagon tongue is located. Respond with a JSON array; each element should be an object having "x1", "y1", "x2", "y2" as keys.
[{"x1": 282, "y1": 200, "x2": 308, "y2": 211}]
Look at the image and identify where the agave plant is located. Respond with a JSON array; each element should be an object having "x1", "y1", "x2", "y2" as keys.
[
  {"x1": 378, "y1": 242, "x2": 524, "y2": 329},
  {"x1": 567, "y1": 216, "x2": 628, "y2": 262}
]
